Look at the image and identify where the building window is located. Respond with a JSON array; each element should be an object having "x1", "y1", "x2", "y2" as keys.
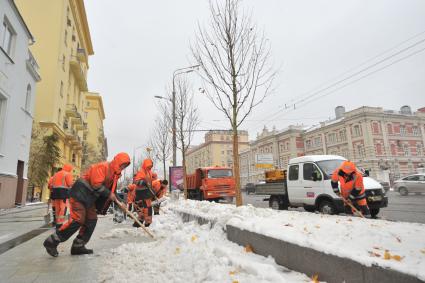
[
  {"x1": 339, "y1": 130, "x2": 346, "y2": 141},
  {"x1": 64, "y1": 30, "x2": 68, "y2": 46},
  {"x1": 391, "y1": 144, "x2": 397, "y2": 156},
  {"x1": 314, "y1": 137, "x2": 321, "y2": 146},
  {"x1": 72, "y1": 153, "x2": 76, "y2": 163},
  {"x1": 400, "y1": 126, "x2": 406, "y2": 136},
  {"x1": 0, "y1": 94, "x2": 7, "y2": 144},
  {"x1": 84, "y1": 112, "x2": 88, "y2": 119},
  {"x1": 2, "y1": 18, "x2": 15, "y2": 57},
  {"x1": 353, "y1": 125, "x2": 361, "y2": 137},
  {"x1": 372, "y1": 122, "x2": 380, "y2": 134},
  {"x1": 387, "y1": 124, "x2": 393, "y2": 135},
  {"x1": 62, "y1": 55, "x2": 66, "y2": 71},
  {"x1": 413, "y1": 126, "x2": 419, "y2": 136},
  {"x1": 60, "y1": 81, "x2": 64, "y2": 98},
  {"x1": 25, "y1": 84, "x2": 31, "y2": 112},
  {"x1": 357, "y1": 145, "x2": 365, "y2": 158},
  {"x1": 305, "y1": 140, "x2": 311, "y2": 149},
  {"x1": 403, "y1": 144, "x2": 410, "y2": 157},
  {"x1": 328, "y1": 133, "x2": 336, "y2": 143},
  {"x1": 376, "y1": 143, "x2": 382, "y2": 155},
  {"x1": 58, "y1": 108, "x2": 61, "y2": 124},
  {"x1": 417, "y1": 144, "x2": 423, "y2": 156}
]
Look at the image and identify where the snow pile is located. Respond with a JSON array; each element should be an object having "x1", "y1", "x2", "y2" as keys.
[
  {"x1": 170, "y1": 199, "x2": 425, "y2": 281},
  {"x1": 100, "y1": 205, "x2": 311, "y2": 283}
]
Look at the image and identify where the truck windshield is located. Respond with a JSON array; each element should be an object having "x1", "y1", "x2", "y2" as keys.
[
  {"x1": 316, "y1": 159, "x2": 345, "y2": 178},
  {"x1": 207, "y1": 169, "x2": 233, "y2": 178}
]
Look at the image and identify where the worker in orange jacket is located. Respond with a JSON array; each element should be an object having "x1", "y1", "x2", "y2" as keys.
[
  {"x1": 132, "y1": 159, "x2": 156, "y2": 227},
  {"x1": 152, "y1": 179, "x2": 168, "y2": 215},
  {"x1": 43, "y1": 153, "x2": 130, "y2": 257},
  {"x1": 331, "y1": 160, "x2": 371, "y2": 217},
  {"x1": 48, "y1": 164, "x2": 74, "y2": 229}
]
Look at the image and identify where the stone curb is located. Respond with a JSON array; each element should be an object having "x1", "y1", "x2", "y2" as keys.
[{"x1": 173, "y1": 208, "x2": 423, "y2": 283}]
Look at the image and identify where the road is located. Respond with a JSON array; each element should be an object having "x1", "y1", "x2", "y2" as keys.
[{"x1": 242, "y1": 190, "x2": 425, "y2": 224}]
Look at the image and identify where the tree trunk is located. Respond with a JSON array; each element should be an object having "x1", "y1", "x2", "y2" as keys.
[
  {"x1": 233, "y1": 127, "x2": 242, "y2": 206},
  {"x1": 183, "y1": 147, "x2": 188, "y2": 200},
  {"x1": 163, "y1": 158, "x2": 166, "y2": 181}
]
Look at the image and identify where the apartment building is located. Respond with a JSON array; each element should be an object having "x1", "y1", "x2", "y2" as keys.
[
  {"x1": 0, "y1": 0, "x2": 41, "y2": 208},
  {"x1": 186, "y1": 130, "x2": 249, "y2": 174},
  {"x1": 239, "y1": 105, "x2": 425, "y2": 187},
  {"x1": 16, "y1": 0, "x2": 100, "y2": 201}
]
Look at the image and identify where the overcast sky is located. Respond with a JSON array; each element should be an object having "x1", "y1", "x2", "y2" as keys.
[{"x1": 85, "y1": 0, "x2": 425, "y2": 169}]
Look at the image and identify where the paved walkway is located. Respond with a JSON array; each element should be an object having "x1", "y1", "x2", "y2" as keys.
[
  {"x1": 0, "y1": 204, "x2": 48, "y2": 247},
  {"x1": 0, "y1": 215, "x2": 152, "y2": 283}
]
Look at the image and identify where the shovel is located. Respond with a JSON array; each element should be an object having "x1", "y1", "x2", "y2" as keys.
[
  {"x1": 114, "y1": 200, "x2": 155, "y2": 239},
  {"x1": 340, "y1": 195, "x2": 365, "y2": 218}
]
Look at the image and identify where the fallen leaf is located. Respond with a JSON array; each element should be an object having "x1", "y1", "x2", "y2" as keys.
[
  {"x1": 373, "y1": 246, "x2": 382, "y2": 250},
  {"x1": 421, "y1": 249, "x2": 425, "y2": 254},
  {"x1": 391, "y1": 255, "x2": 403, "y2": 261},
  {"x1": 229, "y1": 271, "x2": 237, "y2": 276},
  {"x1": 175, "y1": 247, "x2": 180, "y2": 255},
  {"x1": 304, "y1": 227, "x2": 308, "y2": 232},
  {"x1": 396, "y1": 236, "x2": 402, "y2": 243},
  {"x1": 347, "y1": 219, "x2": 353, "y2": 222},
  {"x1": 311, "y1": 274, "x2": 319, "y2": 283},
  {"x1": 384, "y1": 250, "x2": 391, "y2": 260},
  {"x1": 315, "y1": 225, "x2": 320, "y2": 229},
  {"x1": 232, "y1": 281, "x2": 239, "y2": 283},
  {"x1": 245, "y1": 244, "x2": 253, "y2": 253},
  {"x1": 284, "y1": 223, "x2": 294, "y2": 227},
  {"x1": 191, "y1": 235, "x2": 197, "y2": 242}
]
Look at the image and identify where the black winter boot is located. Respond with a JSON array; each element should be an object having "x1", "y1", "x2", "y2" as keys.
[
  {"x1": 132, "y1": 221, "x2": 141, "y2": 228},
  {"x1": 71, "y1": 238, "x2": 93, "y2": 255},
  {"x1": 43, "y1": 233, "x2": 60, "y2": 257}
]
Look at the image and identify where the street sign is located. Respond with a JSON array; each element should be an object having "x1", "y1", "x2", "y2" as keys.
[{"x1": 255, "y1": 153, "x2": 274, "y2": 168}]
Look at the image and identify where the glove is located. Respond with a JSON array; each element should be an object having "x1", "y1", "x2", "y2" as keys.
[
  {"x1": 349, "y1": 189, "x2": 360, "y2": 201},
  {"x1": 331, "y1": 181, "x2": 340, "y2": 194}
]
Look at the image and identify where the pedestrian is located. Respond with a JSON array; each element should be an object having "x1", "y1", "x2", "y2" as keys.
[
  {"x1": 331, "y1": 160, "x2": 371, "y2": 217},
  {"x1": 42, "y1": 152, "x2": 130, "y2": 257},
  {"x1": 47, "y1": 165, "x2": 74, "y2": 229},
  {"x1": 152, "y1": 179, "x2": 168, "y2": 215},
  {"x1": 132, "y1": 159, "x2": 156, "y2": 227}
]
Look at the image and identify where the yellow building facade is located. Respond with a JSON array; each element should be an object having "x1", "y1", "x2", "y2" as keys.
[
  {"x1": 16, "y1": 0, "x2": 94, "y2": 201},
  {"x1": 186, "y1": 130, "x2": 249, "y2": 174},
  {"x1": 83, "y1": 92, "x2": 107, "y2": 163}
]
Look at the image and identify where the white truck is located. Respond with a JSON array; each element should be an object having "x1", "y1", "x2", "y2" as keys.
[{"x1": 254, "y1": 155, "x2": 388, "y2": 217}]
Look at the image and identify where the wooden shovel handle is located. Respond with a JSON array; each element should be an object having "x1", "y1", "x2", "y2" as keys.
[{"x1": 114, "y1": 200, "x2": 155, "y2": 238}]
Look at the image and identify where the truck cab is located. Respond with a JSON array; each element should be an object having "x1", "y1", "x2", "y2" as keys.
[{"x1": 287, "y1": 155, "x2": 388, "y2": 217}]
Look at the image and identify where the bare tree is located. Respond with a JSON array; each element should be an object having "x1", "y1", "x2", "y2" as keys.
[
  {"x1": 148, "y1": 103, "x2": 172, "y2": 180},
  {"x1": 192, "y1": 0, "x2": 276, "y2": 206},
  {"x1": 175, "y1": 77, "x2": 200, "y2": 199}
]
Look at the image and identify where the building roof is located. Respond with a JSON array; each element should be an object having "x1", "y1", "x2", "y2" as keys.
[
  {"x1": 10, "y1": 0, "x2": 34, "y2": 42},
  {"x1": 85, "y1": 92, "x2": 105, "y2": 119},
  {"x1": 74, "y1": 0, "x2": 94, "y2": 55}
]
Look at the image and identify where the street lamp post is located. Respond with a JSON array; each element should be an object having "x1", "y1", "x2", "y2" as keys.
[{"x1": 155, "y1": 65, "x2": 199, "y2": 167}]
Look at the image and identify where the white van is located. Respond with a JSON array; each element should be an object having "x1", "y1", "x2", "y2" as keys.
[{"x1": 254, "y1": 155, "x2": 388, "y2": 217}]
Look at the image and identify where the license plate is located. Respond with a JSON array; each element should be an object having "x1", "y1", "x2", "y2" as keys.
[{"x1": 368, "y1": 196, "x2": 382, "y2": 202}]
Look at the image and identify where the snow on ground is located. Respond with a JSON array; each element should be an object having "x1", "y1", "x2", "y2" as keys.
[
  {"x1": 99, "y1": 202, "x2": 312, "y2": 283},
  {"x1": 171, "y1": 199, "x2": 425, "y2": 281}
]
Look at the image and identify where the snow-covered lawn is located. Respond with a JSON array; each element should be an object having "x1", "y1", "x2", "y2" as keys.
[
  {"x1": 100, "y1": 201, "x2": 312, "y2": 283},
  {"x1": 171, "y1": 199, "x2": 425, "y2": 281}
]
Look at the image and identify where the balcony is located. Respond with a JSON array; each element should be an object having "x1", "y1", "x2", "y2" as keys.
[
  {"x1": 66, "y1": 104, "x2": 79, "y2": 118},
  {"x1": 70, "y1": 57, "x2": 88, "y2": 91},
  {"x1": 26, "y1": 50, "x2": 41, "y2": 81}
]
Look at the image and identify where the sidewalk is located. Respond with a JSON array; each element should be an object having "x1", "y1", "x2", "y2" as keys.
[
  {"x1": 0, "y1": 215, "x2": 153, "y2": 283},
  {"x1": 0, "y1": 204, "x2": 48, "y2": 248}
]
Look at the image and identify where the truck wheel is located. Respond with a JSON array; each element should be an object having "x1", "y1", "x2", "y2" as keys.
[
  {"x1": 199, "y1": 190, "x2": 204, "y2": 201},
  {"x1": 269, "y1": 196, "x2": 281, "y2": 210},
  {"x1": 399, "y1": 187, "x2": 408, "y2": 196},
  {"x1": 370, "y1": 208, "x2": 380, "y2": 218},
  {"x1": 318, "y1": 200, "x2": 336, "y2": 215}
]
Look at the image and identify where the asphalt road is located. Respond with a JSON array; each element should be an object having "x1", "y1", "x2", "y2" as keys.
[{"x1": 242, "y1": 190, "x2": 425, "y2": 224}]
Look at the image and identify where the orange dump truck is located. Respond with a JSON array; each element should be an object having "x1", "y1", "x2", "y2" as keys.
[{"x1": 186, "y1": 167, "x2": 235, "y2": 201}]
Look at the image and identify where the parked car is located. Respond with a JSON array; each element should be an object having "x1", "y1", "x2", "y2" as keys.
[
  {"x1": 394, "y1": 174, "x2": 425, "y2": 196},
  {"x1": 245, "y1": 183, "x2": 255, "y2": 194}
]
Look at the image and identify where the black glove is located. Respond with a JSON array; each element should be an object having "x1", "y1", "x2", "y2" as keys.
[
  {"x1": 331, "y1": 181, "x2": 339, "y2": 194},
  {"x1": 338, "y1": 170, "x2": 345, "y2": 177},
  {"x1": 349, "y1": 189, "x2": 360, "y2": 201}
]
